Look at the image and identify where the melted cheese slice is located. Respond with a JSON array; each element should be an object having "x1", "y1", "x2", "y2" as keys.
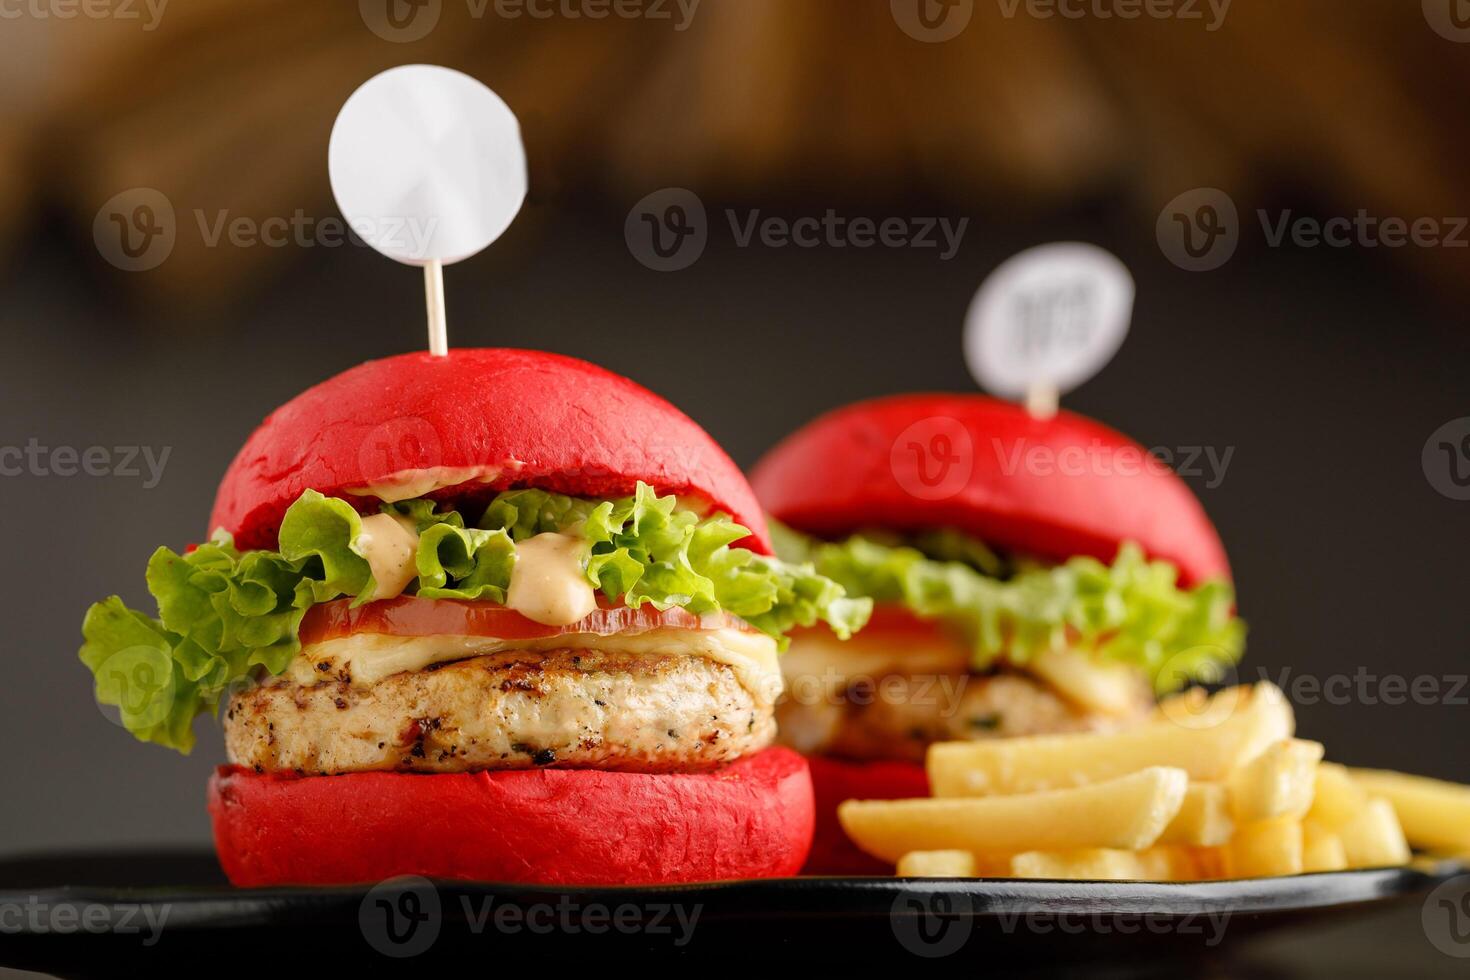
[
  {"x1": 287, "y1": 626, "x2": 783, "y2": 705},
  {"x1": 780, "y1": 629, "x2": 969, "y2": 690},
  {"x1": 781, "y1": 625, "x2": 1149, "y2": 716}
]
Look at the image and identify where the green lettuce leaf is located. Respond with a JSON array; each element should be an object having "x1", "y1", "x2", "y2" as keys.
[
  {"x1": 777, "y1": 525, "x2": 1244, "y2": 693},
  {"x1": 81, "y1": 490, "x2": 372, "y2": 751},
  {"x1": 414, "y1": 523, "x2": 516, "y2": 601},
  {"x1": 81, "y1": 484, "x2": 870, "y2": 753},
  {"x1": 470, "y1": 485, "x2": 873, "y2": 640}
]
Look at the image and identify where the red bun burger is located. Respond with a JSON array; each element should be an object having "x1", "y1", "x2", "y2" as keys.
[
  {"x1": 751, "y1": 394, "x2": 1245, "y2": 874},
  {"x1": 81, "y1": 349, "x2": 868, "y2": 886},
  {"x1": 210, "y1": 349, "x2": 770, "y2": 554}
]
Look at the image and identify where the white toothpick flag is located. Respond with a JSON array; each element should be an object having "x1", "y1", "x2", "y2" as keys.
[
  {"x1": 963, "y1": 243, "x2": 1135, "y2": 418},
  {"x1": 328, "y1": 64, "x2": 529, "y2": 356}
]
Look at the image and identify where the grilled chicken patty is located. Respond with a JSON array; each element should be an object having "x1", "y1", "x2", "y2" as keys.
[
  {"x1": 776, "y1": 669, "x2": 1146, "y2": 764},
  {"x1": 225, "y1": 648, "x2": 775, "y2": 775}
]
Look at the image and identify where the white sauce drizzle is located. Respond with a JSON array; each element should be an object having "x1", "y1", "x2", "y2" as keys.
[
  {"x1": 344, "y1": 464, "x2": 512, "y2": 503},
  {"x1": 356, "y1": 513, "x2": 420, "y2": 600},
  {"x1": 506, "y1": 532, "x2": 598, "y2": 626}
]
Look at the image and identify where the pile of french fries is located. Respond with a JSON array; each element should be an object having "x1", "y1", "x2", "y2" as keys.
[{"x1": 839, "y1": 683, "x2": 1470, "y2": 880}]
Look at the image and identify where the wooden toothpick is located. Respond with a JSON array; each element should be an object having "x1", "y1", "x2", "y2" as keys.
[
  {"x1": 424, "y1": 259, "x2": 447, "y2": 356},
  {"x1": 1025, "y1": 381, "x2": 1059, "y2": 419}
]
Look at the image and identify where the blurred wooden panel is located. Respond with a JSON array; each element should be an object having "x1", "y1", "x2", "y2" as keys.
[{"x1": 0, "y1": 0, "x2": 1466, "y2": 308}]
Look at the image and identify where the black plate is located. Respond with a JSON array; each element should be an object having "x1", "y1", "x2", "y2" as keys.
[{"x1": 0, "y1": 850, "x2": 1463, "y2": 975}]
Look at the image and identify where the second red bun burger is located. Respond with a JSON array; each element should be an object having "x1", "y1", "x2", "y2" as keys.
[
  {"x1": 81, "y1": 349, "x2": 870, "y2": 886},
  {"x1": 751, "y1": 394, "x2": 1245, "y2": 874}
]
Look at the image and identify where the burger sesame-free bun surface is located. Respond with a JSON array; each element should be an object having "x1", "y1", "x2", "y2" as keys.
[
  {"x1": 751, "y1": 393, "x2": 1229, "y2": 585},
  {"x1": 210, "y1": 349, "x2": 769, "y2": 553},
  {"x1": 800, "y1": 755, "x2": 930, "y2": 875},
  {"x1": 209, "y1": 745, "x2": 814, "y2": 886}
]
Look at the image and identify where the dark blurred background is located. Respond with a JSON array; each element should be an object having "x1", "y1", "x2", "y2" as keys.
[{"x1": 2, "y1": 1, "x2": 1468, "y2": 860}]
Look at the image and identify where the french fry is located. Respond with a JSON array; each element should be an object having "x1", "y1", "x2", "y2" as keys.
[
  {"x1": 1301, "y1": 820, "x2": 1348, "y2": 873},
  {"x1": 1349, "y1": 769, "x2": 1470, "y2": 853},
  {"x1": 1011, "y1": 846, "x2": 1208, "y2": 882},
  {"x1": 1309, "y1": 762, "x2": 1370, "y2": 827},
  {"x1": 1337, "y1": 798, "x2": 1412, "y2": 869},
  {"x1": 839, "y1": 767, "x2": 1189, "y2": 862},
  {"x1": 1189, "y1": 847, "x2": 1227, "y2": 880},
  {"x1": 1225, "y1": 817, "x2": 1304, "y2": 878},
  {"x1": 1158, "y1": 783, "x2": 1234, "y2": 847},
  {"x1": 1012, "y1": 848, "x2": 1140, "y2": 881},
  {"x1": 1154, "y1": 682, "x2": 1277, "y2": 732},
  {"x1": 895, "y1": 850, "x2": 977, "y2": 878},
  {"x1": 1029, "y1": 647, "x2": 1149, "y2": 717},
  {"x1": 929, "y1": 683, "x2": 1292, "y2": 797},
  {"x1": 865, "y1": 681, "x2": 1435, "y2": 883},
  {"x1": 1131, "y1": 846, "x2": 1218, "y2": 881},
  {"x1": 1228, "y1": 739, "x2": 1324, "y2": 822},
  {"x1": 1152, "y1": 685, "x2": 1208, "y2": 723}
]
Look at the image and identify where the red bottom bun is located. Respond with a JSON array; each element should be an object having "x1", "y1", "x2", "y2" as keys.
[
  {"x1": 209, "y1": 747, "x2": 813, "y2": 887},
  {"x1": 803, "y1": 755, "x2": 931, "y2": 875}
]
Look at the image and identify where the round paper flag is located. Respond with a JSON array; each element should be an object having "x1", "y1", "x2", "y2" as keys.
[
  {"x1": 328, "y1": 64, "x2": 527, "y2": 266},
  {"x1": 963, "y1": 242, "x2": 1135, "y2": 403}
]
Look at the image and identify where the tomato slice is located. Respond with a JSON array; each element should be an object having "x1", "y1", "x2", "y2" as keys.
[
  {"x1": 852, "y1": 603, "x2": 940, "y2": 635},
  {"x1": 785, "y1": 602, "x2": 934, "y2": 638},
  {"x1": 298, "y1": 596, "x2": 752, "y2": 646}
]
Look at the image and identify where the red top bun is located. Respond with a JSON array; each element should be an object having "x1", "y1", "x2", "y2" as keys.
[
  {"x1": 751, "y1": 394, "x2": 1229, "y2": 585},
  {"x1": 210, "y1": 349, "x2": 769, "y2": 554}
]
